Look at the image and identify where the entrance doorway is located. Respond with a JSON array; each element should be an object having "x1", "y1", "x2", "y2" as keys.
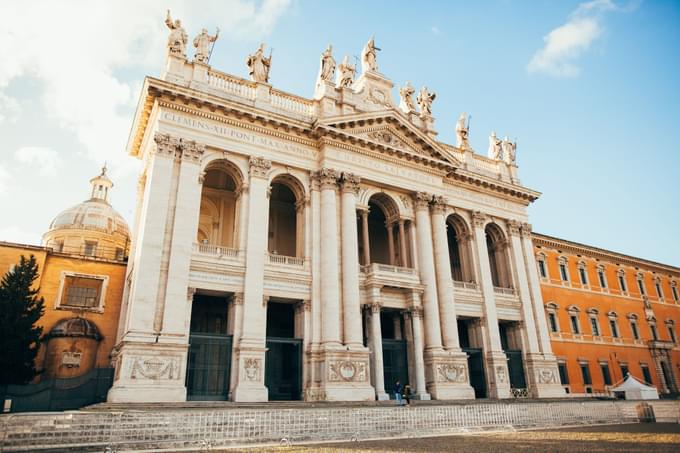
[
  {"x1": 458, "y1": 319, "x2": 487, "y2": 398},
  {"x1": 500, "y1": 322, "x2": 527, "y2": 390},
  {"x1": 186, "y1": 294, "x2": 232, "y2": 400},
  {"x1": 265, "y1": 301, "x2": 302, "y2": 401},
  {"x1": 381, "y1": 310, "x2": 409, "y2": 396}
]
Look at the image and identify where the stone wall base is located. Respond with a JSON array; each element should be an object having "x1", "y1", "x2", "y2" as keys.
[
  {"x1": 424, "y1": 350, "x2": 476, "y2": 400},
  {"x1": 305, "y1": 346, "x2": 375, "y2": 401}
]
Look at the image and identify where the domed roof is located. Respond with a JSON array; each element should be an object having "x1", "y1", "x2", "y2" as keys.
[
  {"x1": 46, "y1": 318, "x2": 102, "y2": 340},
  {"x1": 48, "y1": 199, "x2": 130, "y2": 238}
]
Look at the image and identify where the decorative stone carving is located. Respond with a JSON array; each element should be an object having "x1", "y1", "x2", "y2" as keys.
[
  {"x1": 437, "y1": 363, "x2": 468, "y2": 383},
  {"x1": 317, "y1": 44, "x2": 336, "y2": 83},
  {"x1": 336, "y1": 55, "x2": 356, "y2": 88},
  {"x1": 243, "y1": 358, "x2": 261, "y2": 381},
  {"x1": 193, "y1": 28, "x2": 219, "y2": 64},
  {"x1": 507, "y1": 220, "x2": 522, "y2": 237},
  {"x1": 130, "y1": 356, "x2": 180, "y2": 380},
  {"x1": 361, "y1": 37, "x2": 380, "y2": 73},
  {"x1": 246, "y1": 43, "x2": 272, "y2": 83},
  {"x1": 430, "y1": 195, "x2": 447, "y2": 213},
  {"x1": 413, "y1": 192, "x2": 432, "y2": 210},
  {"x1": 399, "y1": 195, "x2": 412, "y2": 210},
  {"x1": 366, "y1": 88, "x2": 391, "y2": 108},
  {"x1": 154, "y1": 132, "x2": 181, "y2": 158},
  {"x1": 488, "y1": 131, "x2": 502, "y2": 160},
  {"x1": 409, "y1": 306, "x2": 424, "y2": 318},
  {"x1": 496, "y1": 366, "x2": 507, "y2": 383},
  {"x1": 301, "y1": 299, "x2": 311, "y2": 312},
  {"x1": 179, "y1": 139, "x2": 206, "y2": 163},
  {"x1": 312, "y1": 168, "x2": 339, "y2": 190},
  {"x1": 520, "y1": 222, "x2": 533, "y2": 239},
  {"x1": 416, "y1": 86, "x2": 436, "y2": 116},
  {"x1": 232, "y1": 292, "x2": 244, "y2": 305},
  {"x1": 329, "y1": 360, "x2": 368, "y2": 382},
  {"x1": 61, "y1": 351, "x2": 82, "y2": 367},
  {"x1": 455, "y1": 112, "x2": 470, "y2": 149},
  {"x1": 248, "y1": 156, "x2": 271, "y2": 178},
  {"x1": 366, "y1": 130, "x2": 403, "y2": 148},
  {"x1": 164, "y1": 10, "x2": 188, "y2": 58},
  {"x1": 340, "y1": 172, "x2": 361, "y2": 194},
  {"x1": 398, "y1": 82, "x2": 416, "y2": 114},
  {"x1": 471, "y1": 211, "x2": 487, "y2": 228},
  {"x1": 538, "y1": 368, "x2": 557, "y2": 384},
  {"x1": 502, "y1": 137, "x2": 517, "y2": 165}
]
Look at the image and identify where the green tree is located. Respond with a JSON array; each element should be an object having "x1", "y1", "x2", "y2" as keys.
[{"x1": 0, "y1": 255, "x2": 45, "y2": 385}]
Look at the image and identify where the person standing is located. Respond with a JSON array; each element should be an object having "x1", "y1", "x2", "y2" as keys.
[
  {"x1": 394, "y1": 379, "x2": 402, "y2": 405},
  {"x1": 403, "y1": 384, "x2": 411, "y2": 406}
]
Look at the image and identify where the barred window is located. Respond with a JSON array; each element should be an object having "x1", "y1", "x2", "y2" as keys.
[{"x1": 62, "y1": 275, "x2": 103, "y2": 308}]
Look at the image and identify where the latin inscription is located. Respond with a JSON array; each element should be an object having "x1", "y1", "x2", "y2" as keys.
[{"x1": 332, "y1": 149, "x2": 440, "y2": 185}]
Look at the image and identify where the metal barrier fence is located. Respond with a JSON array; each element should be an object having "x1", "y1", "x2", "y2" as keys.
[{"x1": 0, "y1": 400, "x2": 678, "y2": 452}]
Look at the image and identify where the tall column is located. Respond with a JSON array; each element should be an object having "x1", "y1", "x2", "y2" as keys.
[
  {"x1": 471, "y1": 211, "x2": 510, "y2": 399},
  {"x1": 398, "y1": 219, "x2": 408, "y2": 267},
  {"x1": 368, "y1": 287, "x2": 388, "y2": 400},
  {"x1": 306, "y1": 177, "x2": 322, "y2": 400},
  {"x1": 232, "y1": 156, "x2": 271, "y2": 402},
  {"x1": 520, "y1": 223, "x2": 552, "y2": 355},
  {"x1": 360, "y1": 208, "x2": 371, "y2": 266},
  {"x1": 340, "y1": 173, "x2": 364, "y2": 349},
  {"x1": 228, "y1": 292, "x2": 244, "y2": 397},
  {"x1": 407, "y1": 294, "x2": 429, "y2": 399},
  {"x1": 236, "y1": 182, "x2": 250, "y2": 251},
  {"x1": 386, "y1": 221, "x2": 396, "y2": 265}
]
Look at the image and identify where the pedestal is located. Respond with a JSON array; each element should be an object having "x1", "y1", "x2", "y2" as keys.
[
  {"x1": 485, "y1": 351, "x2": 512, "y2": 399},
  {"x1": 424, "y1": 350, "x2": 476, "y2": 400},
  {"x1": 306, "y1": 345, "x2": 375, "y2": 401},
  {"x1": 231, "y1": 342, "x2": 269, "y2": 402},
  {"x1": 525, "y1": 354, "x2": 567, "y2": 398}
]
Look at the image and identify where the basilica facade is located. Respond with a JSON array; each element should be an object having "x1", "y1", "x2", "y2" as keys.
[{"x1": 108, "y1": 31, "x2": 566, "y2": 403}]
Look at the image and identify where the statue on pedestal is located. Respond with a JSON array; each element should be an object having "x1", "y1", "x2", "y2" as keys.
[
  {"x1": 318, "y1": 45, "x2": 336, "y2": 83},
  {"x1": 246, "y1": 43, "x2": 272, "y2": 83},
  {"x1": 398, "y1": 82, "x2": 416, "y2": 114},
  {"x1": 455, "y1": 113, "x2": 470, "y2": 149},
  {"x1": 488, "y1": 131, "x2": 502, "y2": 160},
  {"x1": 416, "y1": 86, "x2": 436, "y2": 116},
  {"x1": 361, "y1": 37, "x2": 380, "y2": 73},
  {"x1": 501, "y1": 137, "x2": 517, "y2": 164},
  {"x1": 193, "y1": 28, "x2": 219, "y2": 64},
  {"x1": 336, "y1": 55, "x2": 356, "y2": 88},
  {"x1": 165, "y1": 10, "x2": 188, "y2": 58}
]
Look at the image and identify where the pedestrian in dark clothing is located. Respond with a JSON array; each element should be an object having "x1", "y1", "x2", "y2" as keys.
[
  {"x1": 403, "y1": 384, "x2": 411, "y2": 405},
  {"x1": 394, "y1": 379, "x2": 403, "y2": 405}
]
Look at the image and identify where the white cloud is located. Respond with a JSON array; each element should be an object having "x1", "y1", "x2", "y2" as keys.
[
  {"x1": 527, "y1": 0, "x2": 625, "y2": 77},
  {"x1": 14, "y1": 146, "x2": 63, "y2": 176},
  {"x1": 0, "y1": 0, "x2": 291, "y2": 174},
  {"x1": 0, "y1": 92, "x2": 21, "y2": 124}
]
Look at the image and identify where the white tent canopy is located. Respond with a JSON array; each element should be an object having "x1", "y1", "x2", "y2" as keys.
[{"x1": 610, "y1": 374, "x2": 659, "y2": 400}]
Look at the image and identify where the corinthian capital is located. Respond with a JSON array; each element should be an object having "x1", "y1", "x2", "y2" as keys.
[
  {"x1": 507, "y1": 219, "x2": 522, "y2": 237},
  {"x1": 520, "y1": 222, "x2": 533, "y2": 239},
  {"x1": 153, "y1": 132, "x2": 181, "y2": 158},
  {"x1": 412, "y1": 192, "x2": 432, "y2": 210},
  {"x1": 179, "y1": 139, "x2": 206, "y2": 163},
  {"x1": 312, "y1": 167, "x2": 339, "y2": 190},
  {"x1": 249, "y1": 156, "x2": 271, "y2": 178},
  {"x1": 340, "y1": 172, "x2": 361, "y2": 194},
  {"x1": 430, "y1": 195, "x2": 447, "y2": 214},
  {"x1": 471, "y1": 211, "x2": 487, "y2": 228}
]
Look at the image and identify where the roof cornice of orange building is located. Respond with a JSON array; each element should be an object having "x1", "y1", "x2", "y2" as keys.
[
  {"x1": 532, "y1": 233, "x2": 680, "y2": 277},
  {"x1": 0, "y1": 241, "x2": 49, "y2": 253}
]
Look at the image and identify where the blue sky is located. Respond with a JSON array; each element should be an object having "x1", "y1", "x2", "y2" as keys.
[{"x1": 0, "y1": 0, "x2": 678, "y2": 265}]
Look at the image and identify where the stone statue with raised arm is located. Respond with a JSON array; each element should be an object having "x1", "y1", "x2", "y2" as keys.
[
  {"x1": 416, "y1": 86, "x2": 436, "y2": 116},
  {"x1": 318, "y1": 44, "x2": 336, "y2": 83},
  {"x1": 246, "y1": 43, "x2": 272, "y2": 83},
  {"x1": 165, "y1": 10, "x2": 188, "y2": 57},
  {"x1": 336, "y1": 55, "x2": 356, "y2": 88},
  {"x1": 361, "y1": 37, "x2": 380, "y2": 73},
  {"x1": 488, "y1": 131, "x2": 502, "y2": 160},
  {"x1": 502, "y1": 137, "x2": 517, "y2": 164},
  {"x1": 399, "y1": 81, "x2": 416, "y2": 114},
  {"x1": 455, "y1": 112, "x2": 470, "y2": 149},
  {"x1": 193, "y1": 28, "x2": 219, "y2": 64}
]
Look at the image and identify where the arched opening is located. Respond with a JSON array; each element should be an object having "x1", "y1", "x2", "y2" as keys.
[
  {"x1": 268, "y1": 176, "x2": 304, "y2": 258},
  {"x1": 197, "y1": 162, "x2": 241, "y2": 249},
  {"x1": 485, "y1": 223, "x2": 512, "y2": 288},
  {"x1": 364, "y1": 193, "x2": 410, "y2": 266},
  {"x1": 446, "y1": 214, "x2": 474, "y2": 282}
]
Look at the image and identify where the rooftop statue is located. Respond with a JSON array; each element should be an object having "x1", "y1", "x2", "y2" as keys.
[
  {"x1": 361, "y1": 37, "x2": 380, "y2": 73},
  {"x1": 165, "y1": 10, "x2": 188, "y2": 57},
  {"x1": 247, "y1": 43, "x2": 272, "y2": 83},
  {"x1": 318, "y1": 45, "x2": 336, "y2": 83},
  {"x1": 398, "y1": 82, "x2": 416, "y2": 114},
  {"x1": 193, "y1": 28, "x2": 219, "y2": 64},
  {"x1": 336, "y1": 55, "x2": 356, "y2": 88},
  {"x1": 488, "y1": 131, "x2": 502, "y2": 160},
  {"x1": 502, "y1": 137, "x2": 517, "y2": 164},
  {"x1": 416, "y1": 86, "x2": 436, "y2": 116},
  {"x1": 455, "y1": 112, "x2": 470, "y2": 149}
]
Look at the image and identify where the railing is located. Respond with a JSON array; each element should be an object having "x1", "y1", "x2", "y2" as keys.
[
  {"x1": 207, "y1": 71, "x2": 257, "y2": 100},
  {"x1": 267, "y1": 253, "x2": 304, "y2": 266},
  {"x1": 493, "y1": 286, "x2": 516, "y2": 296},
  {"x1": 270, "y1": 89, "x2": 315, "y2": 119},
  {"x1": 374, "y1": 263, "x2": 418, "y2": 276},
  {"x1": 453, "y1": 281, "x2": 479, "y2": 290},
  {"x1": 193, "y1": 243, "x2": 240, "y2": 258},
  {"x1": 50, "y1": 244, "x2": 127, "y2": 262}
]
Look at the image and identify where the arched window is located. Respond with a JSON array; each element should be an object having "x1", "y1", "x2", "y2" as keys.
[
  {"x1": 268, "y1": 175, "x2": 305, "y2": 258},
  {"x1": 198, "y1": 162, "x2": 242, "y2": 248},
  {"x1": 446, "y1": 214, "x2": 474, "y2": 282},
  {"x1": 627, "y1": 313, "x2": 640, "y2": 340},
  {"x1": 536, "y1": 252, "x2": 548, "y2": 280},
  {"x1": 545, "y1": 302, "x2": 560, "y2": 333},
  {"x1": 365, "y1": 194, "x2": 403, "y2": 266},
  {"x1": 485, "y1": 223, "x2": 512, "y2": 288}
]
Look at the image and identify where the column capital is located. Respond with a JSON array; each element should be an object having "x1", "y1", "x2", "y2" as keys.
[
  {"x1": 520, "y1": 222, "x2": 533, "y2": 239},
  {"x1": 312, "y1": 167, "x2": 339, "y2": 190},
  {"x1": 179, "y1": 139, "x2": 206, "y2": 163},
  {"x1": 471, "y1": 210, "x2": 487, "y2": 228},
  {"x1": 412, "y1": 192, "x2": 432, "y2": 210},
  {"x1": 370, "y1": 302, "x2": 382, "y2": 314},
  {"x1": 187, "y1": 287, "x2": 196, "y2": 300},
  {"x1": 262, "y1": 295, "x2": 269, "y2": 307},
  {"x1": 409, "y1": 306, "x2": 424, "y2": 318},
  {"x1": 249, "y1": 156, "x2": 272, "y2": 178},
  {"x1": 153, "y1": 132, "x2": 182, "y2": 158},
  {"x1": 507, "y1": 219, "x2": 522, "y2": 237},
  {"x1": 340, "y1": 172, "x2": 361, "y2": 194},
  {"x1": 233, "y1": 292, "x2": 244, "y2": 306},
  {"x1": 429, "y1": 195, "x2": 447, "y2": 214}
]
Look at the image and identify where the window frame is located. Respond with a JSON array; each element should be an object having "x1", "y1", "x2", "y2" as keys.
[
  {"x1": 577, "y1": 261, "x2": 589, "y2": 286},
  {"x1": 671, "y1": 281, "x2": 679, "y2": 302},
  {"x1": 666, "y1": 320, "x2": 677, "y2": 344},
  {"x1": 597, "y1": 265, "x2": 608, "y2": 289},
  {"x1": 640, "y1": 364, "x2": 652, "y2": 385},
  {"x1": 636, "y1": 273, "x2": 646, "y2": 296},
  {"x1": 536, "y1": 253, "x2": 548, "y2": 280},
  {"x1": 54, "y1": 271, "x2": 109, "y2": 312},
  {"x1": 654, "y1": 277, "x2": 664, "y2": 300},
  {"x1": 558, "y1": 256, "x2": 570, "y2": 283},
  {"x1": 617, "y1": 269, "x2": 627, "y2": 294},
  {"x1": 587, "y1": 309, "x2": 600, "y2": 336},
  {"x1": 600, "y1": 363, "x2": 612, "y2": 386},
  {"x1": 580, "y1": 362, "x2": 592, "y2": 385}
]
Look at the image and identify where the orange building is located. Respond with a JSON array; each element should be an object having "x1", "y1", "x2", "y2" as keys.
[{"x1": 534, "y1": 233, "x2": 680, "y2": 396}]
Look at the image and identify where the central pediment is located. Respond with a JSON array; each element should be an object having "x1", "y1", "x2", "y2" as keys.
[{"x1": 315, "y1": 110, "x2": 462, "y2": 169}]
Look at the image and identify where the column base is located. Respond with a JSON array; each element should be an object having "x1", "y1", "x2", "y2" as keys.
[
  {"x1": 376, "y1": 392, "x2": 390, "y2": 401},
  {"x1": 231, "y1": 343, "x2": 268, "y2": 402},
  {"x1": 485, "y1": 351, "x2": 511, "y2": 399},
  {"x1": 107, "y1": 341, "x2": 188, "y2": 403},
  {"x1": 525, "y1": 354, "x2": 567, "y2": 398},
  {"x1": 304, "y1": 346, "x2": 375, "y2": 401},
  {"x1": 423, "y1": 349, "x2": 476, "y2": 400}
]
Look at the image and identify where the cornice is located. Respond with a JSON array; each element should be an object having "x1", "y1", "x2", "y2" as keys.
[{"x1": 445, "y1": 170, "x2": 540, "y2": 204}]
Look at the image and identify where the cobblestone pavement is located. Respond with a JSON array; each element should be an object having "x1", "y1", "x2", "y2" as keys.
[{"x1": 241, "y1": 423, "x2": 680, "y2": 453}]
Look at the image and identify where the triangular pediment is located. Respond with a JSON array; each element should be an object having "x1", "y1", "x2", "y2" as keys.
[{"x1": 316, "y1": 110, "x2": 462, "y2": 168}]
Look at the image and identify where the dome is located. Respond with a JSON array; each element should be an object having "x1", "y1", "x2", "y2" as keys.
[
  {"x1": 46, "y1": 317, "x2": 102, "y2": 340},
  {"x1": 48, "y1": 199, "x2": 130, "y2": 238}
]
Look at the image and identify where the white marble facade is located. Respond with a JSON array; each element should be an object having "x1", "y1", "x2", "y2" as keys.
[{"x1": 108, "y1": 38, "x2": 564, "y2": 403}]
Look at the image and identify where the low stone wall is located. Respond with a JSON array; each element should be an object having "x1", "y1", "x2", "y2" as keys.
[{"x1": 1, "y1": 400, "x2": 678, "y2": 452}]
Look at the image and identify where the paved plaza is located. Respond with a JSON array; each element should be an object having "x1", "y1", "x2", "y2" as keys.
[{"x1": 244, "y1": 423, "x2": 680, "y2": 453}]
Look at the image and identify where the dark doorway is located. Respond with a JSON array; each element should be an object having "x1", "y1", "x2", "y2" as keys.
[
  {"x1": 265, "y1": 301, "x2": 302, "y2": 401},
  {"x1": 458, "y1": 319, "x2": 487, "y2": 398},
  {"x1": 381, "y1": 310, "x2": 409, "y2": 397},
  {"x1": 499, "y1": 322, "x2": 527, "y2": 389},
  {"x1": 186, "y1": 294, "x2": 232, "y2": 400}
]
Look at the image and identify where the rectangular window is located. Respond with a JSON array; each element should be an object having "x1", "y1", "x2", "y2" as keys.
[
  {"x1": 669, "y1": 326, "x2": 677, "y2": 344},
  {"x1": 558, "y1": 363, "x2": 569, "y2": 385},
  {"x1": 631, "y1": 322, "x2": 640, "y2": 340},
  {"x1": 598, "y1": 269, "x2": 607, "y2": 288},
  {"x1": 579, "y1": 267, "x2": 588, "y2": 285},
  {"x1": 548, "y1": 313, "x2": 558, "y2": 333},
  {"x1": 559, "y1": 264, "x2": 568, "y2": 281},
  {"x1": 570, "y1": 315, "x2": 580, "y2": 334},
  {"x1": 538, "y1": 260, "x2": 547, "y2": 278},
  {"x1": 641, "y1": 364, "x2": 652, "y2": 384},
  {"x1": 84, "y1": 241, "x2": 97, "y2": 257},
  {"x1": 609, "y1": 319, "x2": 619, "y2": 338},
  {"x1": 62, "y1": 275, "x2": 103, "y2": 308},
  {"x1": 600, "y1": 364, "x2": 612, "y2": 386},
  {"x1": 580, "y1": 363, "x2": 592, "y2": 385},
  {"x1": 115, "y1": 247, "x2": 124, "y2": 261},
  {"x1": 620, "y1": 365, "x2": 629, "y2": 378},
  {"x1": 590, "y1": 317, "x2": 600, "y2": 336},
  {"x1": 672, "y1": 285, "x2": 679, "y2": 302},
  {"x1": 637, "y1": 279, "x2": 646, "y2": 295},
  {"x1": 656, "y1": 282, "x2": 663, "y2": 299},
  {"x1": 618, "y1": 275, "x2": 627, "y2": 292},
  {"x1": 650, "y1": 325, "x2": 659, "y2": 341}
]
